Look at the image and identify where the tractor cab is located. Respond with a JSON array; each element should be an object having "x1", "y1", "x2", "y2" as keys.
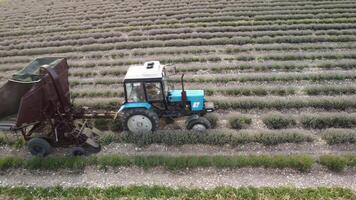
[
  {"x1": 119, "y1": 61, "x2": 214, "y2": 133},
  {"x1": 123, "y1": 61, "x2": 166, "y2": 109}
]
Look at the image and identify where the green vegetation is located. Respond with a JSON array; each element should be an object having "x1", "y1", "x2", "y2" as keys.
[
  {"x1": 262, "y1": 112, "x2": 296, "y2": 129},
  {"x1": 99, "y1": 133, "x2": 120, "y2": 146},
  {"x1": 0, "y1": 128, "x2": 321, "y2": 148},
  {"x1": 205, "y1": 86, "x2": 295, "y2": 96},
  {"x1": 0, "y1": 186, "x2": 354, "y2": 200},
  {"x1": 117, "y1": 129, "x2": 314, "y2": 146},
  {"x1": 92, "y1": 118, "x2": 122, "y2": 132},
  {"x1": 93, "y1": 119, "x2": 111, "y2": 131},
  {"x1": 301, "y1": 114, "x2": 356, "y2": 129},
  {"x1": 260, "y1": 113, "x2": 356, "y2": 130},
  {"x1": 304, "y1": 85, "x2": 356, "y2": 95},
  {"x1": 214, "y1": 97, "x2": 356, "y2": 110},
  {"x1": 321, "y1": 129, "x2": 356, "y2": 145},
  {"x1": 111, "y1": 118, "x2": 123, "y2": 132},
  {"x1": 204, "y1": 113, "x2": 219, "y2": 128},
  {"x1": 319, "y1": 154, "x2": 356, "y2": 172},
  {"x1": 1, "y1": 154, "x2": 355, "y2": 172},
  {"x1": 178, "y1": 71, "x2": 356, "y2": 84},
  {"x1": 0, "y1": 154, "x2": 314, "y2": 172},
  {"x1": 2, "y1": 2, "x2": 356, "y2": 192},
  {"x1": 228, "y1": 115, "x2": 252, "y2": 129},
  {"x1": 0, "y1": 133, "x2": 25, "y2": 148},
  {"x1": 71, "y1": 90, "x2": 122, "y2": 98}
]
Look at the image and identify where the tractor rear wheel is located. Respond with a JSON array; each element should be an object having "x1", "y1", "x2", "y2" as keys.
[
  {"x1": 28, "y1": 137, "x2": 51, "y2": 156},
  {"x1": 122, "y1": 109, "x2": 160, "y2": 134},
  {"x1": 186, "y1": 116, "x2": 211, "y2": 131}
]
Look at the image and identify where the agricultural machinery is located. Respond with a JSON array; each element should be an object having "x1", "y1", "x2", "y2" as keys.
[
  {"x1": 0, "y1": 58, "x2": 214, "y2": 156},
  {"x1": 0, "y1": 58, "x2": 101, "y2": 156},
  {"x1": 118, "y1": 61, "x2": 214, "y2": 133}
]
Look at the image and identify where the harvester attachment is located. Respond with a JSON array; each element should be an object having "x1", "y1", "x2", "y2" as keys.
[{"x1": 0, "y1": 57, "x2": 101, "y2": 156}]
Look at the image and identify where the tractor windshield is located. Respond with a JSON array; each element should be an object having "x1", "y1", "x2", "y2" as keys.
[
  {"x1": 125, "y1": 82, "x2": 145, "y2": 102},
  {"x1": 162, "y1": 69, "x2": 174, "y2": 95}
]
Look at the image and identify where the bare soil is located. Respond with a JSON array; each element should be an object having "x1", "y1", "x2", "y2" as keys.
[
  {"x1": 0, "y1": 167, "x2": 355, "y2": 189},
  {"x1": 98, "y1": 142, "x2": 356, "y2": 156},
  {"x1": 1, "y1": 142, "x2": 355, "y2": 158}
]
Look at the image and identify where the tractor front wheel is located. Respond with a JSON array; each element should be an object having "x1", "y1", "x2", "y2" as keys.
[
  {"x1": 28, "y1": 137, "x2": 51, "y2": 156},
  {"x1": 186, "y1": 116, "x2": 211, "y2": 131},
  {"x1": 122, "y1": 109, "x2": 160, "y2": 134}
]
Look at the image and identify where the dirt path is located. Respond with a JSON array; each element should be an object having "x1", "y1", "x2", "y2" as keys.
[
  {"x1": 98, "y1": 143, "x2": 356, "y2": 156},
  {"x1": 1, "y1": 167, "x2": 355, "y2": 190},
  {"x1": 1, "y1": 142, "x2": 355, "y2": 158}
]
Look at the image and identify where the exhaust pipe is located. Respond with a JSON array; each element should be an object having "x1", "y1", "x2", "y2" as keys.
[{"x1": 181, "y1": 74, "x2": 187, "y2": 108}]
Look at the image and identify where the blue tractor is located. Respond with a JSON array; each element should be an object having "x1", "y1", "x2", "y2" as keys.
[{"x1": 118, "y1": 61, "x2": 214, "y2": 134}]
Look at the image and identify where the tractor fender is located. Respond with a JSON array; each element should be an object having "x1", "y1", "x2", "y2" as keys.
[{"x1": 115, "y1": 102, "x2": 152, "y2": 119}]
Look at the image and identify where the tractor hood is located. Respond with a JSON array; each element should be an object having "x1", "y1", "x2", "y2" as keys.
[{"x1": 168, "y1": 90, "x2": 204, "y2": 111}]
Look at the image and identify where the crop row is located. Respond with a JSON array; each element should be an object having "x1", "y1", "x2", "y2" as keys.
[
  {"x1": 2, "y1": 55, "x2": 356, "y2": 77},
  {"x1": 185, "y1": 59, "x2": 356, "y2": 73},
  {"x1": 175, "y1": 71, "x2": 356, "y2": 83},
  {"x1": 2, "y1": 15, "x2": 356, "y2": 39},
  {"x1": 212, "y1": 96, "x2": 356, "y2": 111},
  {"x1": 0, "y1": 154, "x2": 313, "y2": 172},
  {"x1": 178, "y1": 58, "x2": 356, "y2": 73},
  {"x1": 3, "y1": 34, "x2": 355, "y2": 58},
  {"x1": 134, "y1": 43, "x2": 356, "y2": 59},
  {"x1": 73, "y1": 97, "x2": 120, "y2": 109},
  {"x1": 87, "y1": 114, "x2": 356, "y2": 146},
  {"x1": 53, "y1": 44, "x2": 356, "y2": 66},
  {"x1": 223, "y1": 51, "x2": 356, "y2": 62},
  {"x1": 4, "y1": 21, "x2": 356, "y2": 45},
  {"x1": 3, "y1": 28, "x2": 356, "y2": 54},
  {"x1": 71, "y1": 90, "x2": 123, "y2": 98},
  {"x1": 3, "y1": 1, "x2": 356, "y2": 28},
  {"x1": 322, "y1": 129, "x2": 356, "y2": 145},
  {"x1": 5, "y1": 28, "x2": 356, "y2": 51},
  {"x1": 4, "y1": 52, "x2": 356, "y2": 75},
  {"x1": 195, "y1": 86, "x2": 293, "y2": 97},
  {"x1": 68, "y1": 71, "x2": 356, "y2": 89},
  {"x1": 69, "y1": 51, "x2": 356, "y2": 70},
  {"x1": 0, "y1": 186, "x2": 353, "y2": 200},
  {"x1": 3, "y1": 0, "x2": 342, "y2": 21},
  {"x1": 4, "y1": 4, "x2": 356, "y2": 32},
  {"x1": 0, "y1": 133, "x2": 24, "y2": 148},
  {"x1": 172, "y1": 85, "x2": 356, "y2": 97},
  {"x1": 67, "y1": 74, "x2": 354, "y2": 90},
  {"x1": 4, "y1": 0, "x2": 354, "y2": 18},
  {"x1": 3, "y1": 2, "x2": 356, "y2": 32},
  {"x1": 3, "y1": 41, "x2": 355, "y2": 64},
  {"x1": 1, "y1": 125, "x2": 354, "y2": 149},
  {"x1": 262, "y1": 112, "x2": 356, "y2": 130},
  {"x1": 304, "y1": 84, "x2": 356, "y2": 95},
  {"x1": 98, "y1": 129, "x2": 314, "y2": 146},
  {"x1": 0, "y1": 153, "x2": 355, "y2": 172}
]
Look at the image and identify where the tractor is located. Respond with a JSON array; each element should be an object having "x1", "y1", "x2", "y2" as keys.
[
  {"x1": 0, "y1": 58, "x2": 214, "y2": 156},
  {"x1": 118, "y1": 61, "x2": 215, "y2": 134}
]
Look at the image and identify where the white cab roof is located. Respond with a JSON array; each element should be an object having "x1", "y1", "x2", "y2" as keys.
[{"x1": 124, "y1": 61, "x2": 163, "y2": 80}]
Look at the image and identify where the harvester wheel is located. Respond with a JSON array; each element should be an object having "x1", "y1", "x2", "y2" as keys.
[
  {"x1": 186, "y1": 116, "x2": 211, "y2": 131},
  {"x1": 83, "y1": 137, "x2": 101, "y2": 154},
  {"x1": 28, "y1": 137, "x2": 51, "y2": 156},
  {"x1": 71, "y1": 147, "x2": 86, "y2": 156},
  {"x1": 122, "y1": 109, "x2": 159, "y2": 134}
]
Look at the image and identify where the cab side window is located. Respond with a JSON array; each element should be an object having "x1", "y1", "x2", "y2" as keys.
[
  {"x1": 145, "y1": 82, "x2": 163, "y2": 101},
  {"x1": 126, "y1": 82, "x2": 145, "y2": 102}
]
